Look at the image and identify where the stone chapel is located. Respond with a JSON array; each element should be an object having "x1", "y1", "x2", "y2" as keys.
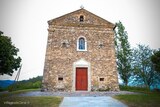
[{"x1": 42, "y1": 8, "x2": 119, "y2": 91}]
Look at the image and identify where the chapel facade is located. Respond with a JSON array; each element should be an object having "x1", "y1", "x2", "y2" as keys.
[{"x1": 42, "y1": 8, "x2": 119, "y2": 91}]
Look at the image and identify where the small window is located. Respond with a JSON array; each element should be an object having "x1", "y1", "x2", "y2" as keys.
[
  {"x1": 100, "y1": 78, "x2": 104, "y2": 81},
  {"x1": 62, "y1": 42, "x2": 67, "y2": 47},
  {"x1": 61, "y1": 40, "x2": 69, "y2": 48},
  {"x1": 58, "y1": 77, "x2": 63, "y2": 81},
  {"x1": 98, "y1": 41, "x2": 104, "y2": 48},
  {"x1": 80, "y1": 15, "x2": 84, "y2": 22}
]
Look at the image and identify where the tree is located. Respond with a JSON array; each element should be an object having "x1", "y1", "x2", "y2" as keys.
[
  {"x1": 132, "y1": 44, "x2": 159, "y2": 87},
  {"x1": 151, "y1": 49, "x2": 160, "y2": 73},
  {"x1": 114, "y1": 21, "x2": 132, "y2": 86},
  {"x1": 0, "y1": 31, "x2": 21, "y2": 76}
]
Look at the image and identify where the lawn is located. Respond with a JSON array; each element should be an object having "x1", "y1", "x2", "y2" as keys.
[
  {"x1": 1, "y1": 86, "x2": 160, "y2": 107},
  {"x1": 114, "y1": 92, "x2": 160, "y2": 107},
  {"x1": 0, "y1": 96, "x2": 62, "y2": 107},
  {"x1": 0, "y1": 89, "x2": 62, "y2": 107},
  {"x1": 0, "y1": 89, "x2": 39, "y2": 97}
]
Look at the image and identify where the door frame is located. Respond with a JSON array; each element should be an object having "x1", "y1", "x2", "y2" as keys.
[{"x1": 72, "y1": 58, "x2": 91, "y2": 91}]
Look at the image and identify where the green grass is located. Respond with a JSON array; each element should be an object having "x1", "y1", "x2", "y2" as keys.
[
  {"x1": 114, "y1": 93, "x2": 160, "y2": 107},
  {"x1": 0, "y1": 96, "x2": 62, "y2": 107},
  {"x1": 0, "y1": 89, "x2": 63, "y2": 107},
  {"x1": 114, "y1": 86, "x2": 160, "y2": 107},
  {"x1": 0, "y1": 89, "x2": 39, "y2": 97}
]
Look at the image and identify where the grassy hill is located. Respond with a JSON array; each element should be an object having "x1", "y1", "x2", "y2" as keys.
[{"x1": 0, "y1": 76, "x2": 43, "y2": 92}]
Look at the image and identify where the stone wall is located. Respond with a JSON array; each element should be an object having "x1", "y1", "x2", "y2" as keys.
[{"x1": 42, "y1": 9, "x2": 119, "y2": 91}]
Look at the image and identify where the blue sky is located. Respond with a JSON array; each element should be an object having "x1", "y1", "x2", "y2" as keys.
[{"x1": 0, "y1": 0, "x2": 160, "y2": 81}]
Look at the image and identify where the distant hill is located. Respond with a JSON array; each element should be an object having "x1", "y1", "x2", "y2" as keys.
[
  {"x1": 0, "y1": 80, "x2": 14, "y2": 88},
  {"x1": 8, "y1": 76, "x2": 43, "y2": 91},
  {"x1": 20, "y1": 76, "x2": 43, "y2": 83},
  {"x1": 0, "y1": 76, "x2": 43, "y2": 89}
]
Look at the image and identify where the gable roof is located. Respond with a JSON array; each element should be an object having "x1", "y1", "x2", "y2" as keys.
[{"x1": 48, "y1": 8, "x2": 115, "y2": 28}]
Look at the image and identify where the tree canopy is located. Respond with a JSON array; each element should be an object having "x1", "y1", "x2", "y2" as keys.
[
  {"x1": 132, "y1": 44, "x2": 160, "y2": 87},
  {"x1": 151, "y1": 50, "x2": 160, "y2": 73},
  {"x1": 0, "y1": 31, "x2": 21, "y2": 76},
  {"x1": 114, "y1": 21, "x2": 160, "y2": 88},
  {"x1": 114, "y1": 21, "x2": 132, "y2": 86}
]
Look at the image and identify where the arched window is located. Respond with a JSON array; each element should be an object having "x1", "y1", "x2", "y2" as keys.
[
  {"x1": 77, "y1": 36, "x2": 87, "y2": 51},
  {"x1": 79, "y1": 38, "x2": 85, "y2": 49}
]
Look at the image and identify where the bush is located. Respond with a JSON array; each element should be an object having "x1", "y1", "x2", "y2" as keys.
[
  {"x1": 0, "y1": 87, "x2": 6, "y2": 92},
  {"x1": 153, "y1": 88, "x2": 160, "y2": 92},
  {"x1": 119, "y1": 85, "x2": 150, "y2": 92}
]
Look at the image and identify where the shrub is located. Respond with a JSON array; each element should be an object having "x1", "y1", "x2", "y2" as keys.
[
  {"x1": 119, "y1": 85, "x2": 150, "y2": 92},
  {"x1": 0, "y1": 87, "x2": 6, "y2": 92},
  {"x1": 153, "y1": 88, "x2": 160, "y2": 92}
]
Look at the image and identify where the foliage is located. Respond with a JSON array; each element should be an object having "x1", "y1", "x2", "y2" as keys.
[
  {"x1": 0, "y1": 31, "x2": 21, "y2": 76},
  {"x1": 151, "y1": 49, "x2": 160, "y2": 73},
  {"x1": 8, "y1": 76, "x2": 42, "y2": 91},
  {"x1": 114, "y1": 92, "x2": 160, "y2": 107},
  {"x1": 114, "y1": 21, "x2": 132, "y2": 86},
  {"x1": 0, "y1": 87, "x2": 6, "y2": 92},
  {"x1": 132, "y1": 44, "x2": 159, "y2": 88},
  {"x1": 119, "y1": 85, "x2": 150, "y2": 93},
  {"x1": 153, "y1": 88, "x2": 160, "y2": 92}
]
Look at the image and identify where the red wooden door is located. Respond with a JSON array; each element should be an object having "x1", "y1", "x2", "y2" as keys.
[{"x1": 76, "y1": 68, "x2": 88, "y2": 91}]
